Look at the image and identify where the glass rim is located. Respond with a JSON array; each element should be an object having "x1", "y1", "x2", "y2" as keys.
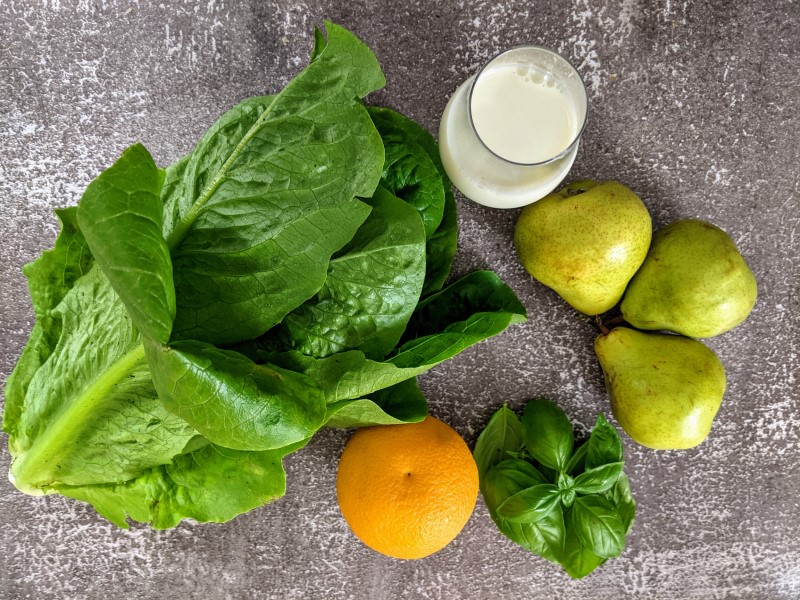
[{"x1": 467, "y1": 45, "x2": 589, "y2": 167}]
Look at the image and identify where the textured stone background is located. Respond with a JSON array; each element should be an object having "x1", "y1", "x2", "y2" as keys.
[{"x1": 1, "y1": 1, "x2": 798, "y2": 598}]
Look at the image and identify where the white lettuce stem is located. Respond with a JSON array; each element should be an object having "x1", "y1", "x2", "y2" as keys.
[{"x1": 11, "y1": 343, "x2": 147, "y2": 493}]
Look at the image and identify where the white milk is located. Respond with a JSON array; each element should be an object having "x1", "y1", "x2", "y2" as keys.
[
  {"x1": 439, "y1": 49, "x2": 586, "y2": 209},
  {"x1": 471, "y1": 64, "x2": 577, "y2": 164}
]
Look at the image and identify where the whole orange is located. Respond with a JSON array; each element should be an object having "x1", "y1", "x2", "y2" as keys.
[{"x1": 336, "y1": 415, "x2": 479, "y2": 560}]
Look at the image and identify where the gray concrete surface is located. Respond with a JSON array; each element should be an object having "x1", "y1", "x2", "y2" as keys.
[{"x1": 1, "y1": 1, "x2": 798, "y2": 598}]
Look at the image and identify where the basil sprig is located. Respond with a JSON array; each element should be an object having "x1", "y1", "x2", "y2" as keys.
[{"x1": 474, "y1": 400, "x2": 636, "y2": 578}]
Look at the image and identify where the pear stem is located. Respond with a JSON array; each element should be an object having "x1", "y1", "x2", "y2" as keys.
[
  {"x1": 594, "y1": 312, "x2": 628, "y2": 334},
  {"x1": 594, "y1": 315, "x2": 611, "y2": 336}
]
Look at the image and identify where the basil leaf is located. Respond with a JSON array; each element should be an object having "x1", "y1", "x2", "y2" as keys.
[
  {"x1": 505, "y1": 450, "x2": 530, "y2": 461},
  {"x1": 557, "y1": 471, "x2": 576, "y2": 507},
  {"x1": 565, "y1": 440, "x2": 588, "y2": 475},
  {"x1": 571, "y1": 495, "x2": 626, "y2": 559},
  {"x1": 324, "y1": 377, "x2": 427, "y2": 428},
  {"x1": 477, "y1": 398, "x2": 635, "y2": 576},
  {"x1": 483, "y1": 461, "x2": 543, "y2": 509},
  {"x1": 585, "y1": 413, "x2": 623, "y2": 470},
  {"x1": 77, "y1": 143, "x2": 175, "y2": 344},
  {"x1": 535, "y1": 462, "x2": 559, "y2": 484},
  {"x1": 557, "y1": 471, "x2": 575, "y2": 490},
  {"x1": 482, "y1": 464, "x2": 566, "y2": 561},
  {"x1": 487, "y1": 459, "x2": 548, "y2": 491},
  {"x1": 521, "y1": 398, "x2": 574, "y2": 472},
  {"x1": 527, "y1": 504, "x2": 567, "y2": 561},
  {"x1": 473, "y1": 404, "x2": 524, "y2": 479},
  {"x1": 278, "y1": 187, "x2": 426, "y2": 360},
  {"x1": 497, "y1": 507, "x2": 567, "y2": 564},
  {"x1": 607, "y1": 472, "x2": 637, "y2": 535},
  {"x1": 497, "y1": 484, "x2": 561, "y2": 523},
  {"x1": 145, "y1": 340, "x2": 326, "y2": 451},
  {"x1": 559, "y1": 517, "x2": 606, "y2": 579},
  {"x1": 573, "y1": 462, "x2": 624, "y2": 495}
]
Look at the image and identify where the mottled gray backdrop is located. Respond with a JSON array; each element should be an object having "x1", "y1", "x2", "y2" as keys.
[{"x1": 1, "y1": 1, "x2": 798, "y2": 599}]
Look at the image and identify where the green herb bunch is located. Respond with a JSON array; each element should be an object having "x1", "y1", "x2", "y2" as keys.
[{"x1": 474, "y1": 400, "x2": 636, "y2": 578}]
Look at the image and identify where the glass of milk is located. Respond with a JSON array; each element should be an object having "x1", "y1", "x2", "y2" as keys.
[{"x1": 439, "y1": 46, "x2": 588, "y2": 209}]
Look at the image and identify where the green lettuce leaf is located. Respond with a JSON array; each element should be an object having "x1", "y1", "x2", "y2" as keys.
[
  {"x1": 368, "y1": 107, "x2": 458, "y2": 295},
  {"x1": 325, "y1": 377, "x2": 427, "y2": 428},
  {"x1": 3, "y1": 207, "x2": 92, "y2": 447},
  {"x1": 56, "y1": 439, "x2": 307, "y2": 529},
  {"x1": 240, "y1": 271, "x2": 526, "y2": 405},
  {"x1": 8, "y1": 265, "x2": 195, "y2": 492},
  {"x1": 424, "y1": 190, "x2": 458, "y2": 296},
  {"x1": 77, "y1": 143, "x2": 175, "y2": 343},
  {"x1": 245, "y1": 349, "x2": 415, "y2": 403},
  {"x1": 368, "y1": 107, "x2": 445, "y2": 240},
  {"x1": 164, "y1": 22, "x2": 386, "y2": 345},
  {"x1": 145, "y1": 340, "x2": 325, "y2": 451},
  {"x1": 392, "y1": 270, "x2": 527, "y2": 367},
  {"x1": 278, "y1": 187, "x2": 426, "y2": 360},
  {"x1": 309, "y1": 25, "x2": 327, "y2": 62}
]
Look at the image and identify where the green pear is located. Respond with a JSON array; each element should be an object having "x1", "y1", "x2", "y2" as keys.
[
  {"x1": 621, "y1": 219, "x2": 757, "y2": 338},
  {"x1": 594, "y1": 327, "x2": 726, "y2": 450},
  {"x1": 514, "y1": 180, "x2": 652, "y2": 315}
]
